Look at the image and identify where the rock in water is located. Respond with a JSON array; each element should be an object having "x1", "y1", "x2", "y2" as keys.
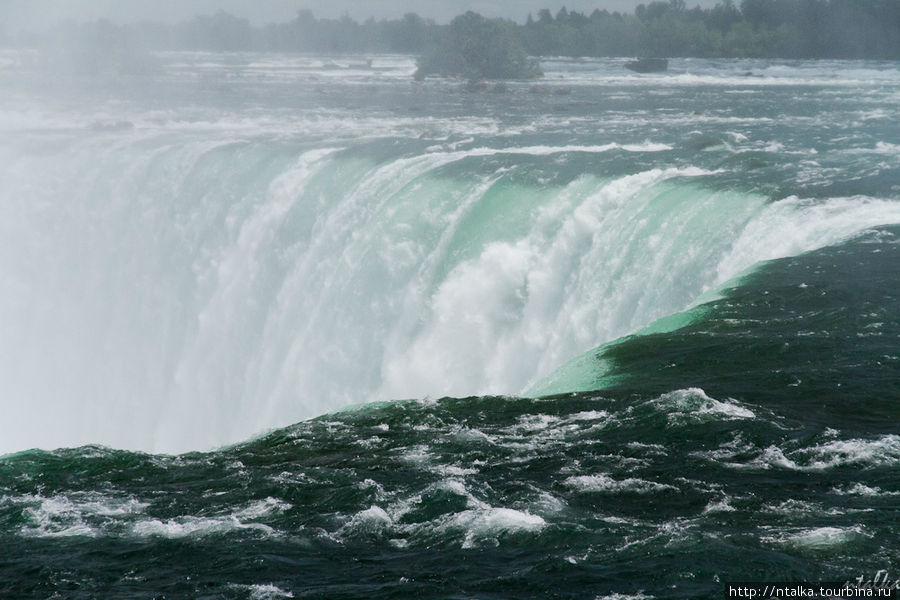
[{"x1": 625, "y1": 58, "x2": 668, "y2": 73}]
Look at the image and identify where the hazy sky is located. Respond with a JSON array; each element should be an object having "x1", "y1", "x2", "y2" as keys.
[{"x1": 2, "y1": 0, "x2": 721, "y2": 30}]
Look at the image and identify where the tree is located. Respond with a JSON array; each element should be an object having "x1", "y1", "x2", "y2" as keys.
[
  {"x1": 740, "y1": 0, "x2": 779, "y2": 29},
  {"x1": 394, "y1": 13, "x2": 428, "y2": 52},
  {"x1": 415, "y1": 12, "x2": 541, "y2": 81},
  {"x1": 707, "y1": 0, "x2": 741, "y2": 33},
  {"x1": 181, "y1": 11, "x2": 252, "y2": 51}
]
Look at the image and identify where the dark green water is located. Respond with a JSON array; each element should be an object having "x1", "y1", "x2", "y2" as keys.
[
  {"x1": 2, "y1": 229, "x2": 898, "y2": 598},
  {"x1": 1, "y1": 53, "x2": 899, "y2": 598}
]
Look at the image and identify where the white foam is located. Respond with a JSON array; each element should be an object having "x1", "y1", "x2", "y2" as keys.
[
  {"x1": 531, "y1": 491, "x2": 567, "y2": 515},
  {"x1": 566, "y1": 410, "x2": 610, "y2": 422},
  {"x1": 627, "y1": 442, "x2": 668, "y2": 454},
  {"x1": 514, "y1": 414, "x2": 563, "y2": 432},
  {"x1": 132, "y1": 515, "x2": 274, "y2": 539},
  {"x1": 357, "y1": 478, "x2": 388, "y2": 501},
  {"x1": 433, "y1": 478, "x2": 471, "y2": 498},
  {"x1": 228, "y1": 583, "x2": 294, "y2": 599},
  {"x1": 802, "y1": 436, "x2": 900, "y2": 469},
  {"x1": 762, "y1": 499, "x2": 841, "y2": 517},
  {"x1": 763, "y1": 526, "x2": 868, "y2": 551},
  {"x1": 703, "y1": 498, "x2": 737, "y2": 514},
  {"x1": 437, "y1": 464, "x2": 479, "y2": 476},
  {"x1": 12, "y1": 492, "x2": 148, "y2": 539},
  {"x1": 565, "y1": 474, "x2": 676, "y2": 494},
  {"x1": 873, "y1": 141, "x2": 900, "y2": 155},
  {"x1": 744, "y1": 435, "x2": 900, "y2": 472},
  {"x1": 397, "y1": 444, "x2": 479, "y2": 477},
  {"x1": 234, "y1": 498, "x2": 292, "y2": 520},
  {"x1": 373, "y1": 492, "x2": 549, "y2": 549},
  {"x1": 341, "y1": 505, "x2": 393, "y2": 536},
  {"x1": 399, "y1": 445, "x2": 432, "y2": 466},
  {"x1": 127, "y1": 498, "x2": 283, "y2": 540},
  {"x1": 452, "y1": 427, "x2": 497, "y2": 445},
  {"x1": 19, "y1": 496, "x2": 97, "y2": 538},
  {"x1": 457, "y1": 507, "x2": 546, "y2": 548},
  {"x1": 830, "y1": 483, "x2": 900, "y2": 497},
  {"x1": 749, "y1": 446, "x2": 804, "y2": 470},
  {"x1": 652, "y1": 388, "x2": 756, "y2": 424},
  {"x1": 716, "y1": 196, "x2": 900, "y2": 285}
]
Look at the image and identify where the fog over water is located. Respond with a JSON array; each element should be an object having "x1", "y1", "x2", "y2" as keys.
[
  {"x1": 2, "y1": 44, "x2": 898, "y2": 455},
  {"x1": 1, "y1": 0, "x2": 899, "y2": 596},
  {"x1": 2, "y1": 0, "x2": 722, "y2": 29}
]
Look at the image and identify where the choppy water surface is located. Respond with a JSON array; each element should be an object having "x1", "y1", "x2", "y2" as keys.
[{"x1": 0, "y1": 52, "x2": 898, "y2": 598}]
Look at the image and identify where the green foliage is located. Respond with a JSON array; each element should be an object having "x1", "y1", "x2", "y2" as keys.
[
  {"x1": 414, "y1": 12, "x2": 542, "y2": 81},
  {"x1": 180, "y1": 11, "x2": 252, "y2": 51},
  {"x1": 12, "y1": 2, "x2": 899, "y2": 61},
  {"x1": 519, "y1": 0, "x2": 900, "y2": 59}
]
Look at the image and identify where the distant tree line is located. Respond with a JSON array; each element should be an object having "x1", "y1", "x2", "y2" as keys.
[
  {"x1": 519, "y1": 0, "x2": 899, "y2": 59},
  {"x1": 415, "y1": 12, "x2": 543, "y2": 80},
  {"x1": 4, "y1": 1, "x2": 899, "y2": 60}
]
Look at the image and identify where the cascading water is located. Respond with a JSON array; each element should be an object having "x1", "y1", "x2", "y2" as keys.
[
  {"x1": 3, "y1": 49, "x2": 900, "y2": 599},
  {"x1": 2, "y1": 130, "x2": 898, "y2": 454}
]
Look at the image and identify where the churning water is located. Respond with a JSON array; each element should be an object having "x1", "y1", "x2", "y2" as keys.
[{"x1": 1, "y1": 53, "x2": 898, "y2": 598}]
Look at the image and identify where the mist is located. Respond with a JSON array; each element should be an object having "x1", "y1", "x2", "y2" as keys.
[
  {"x1": 3, "y1": 0, "x2": 723, "y2": 30},
  {"x1": 4, "y1": 0, "x2": 897, "y2": 62},
  {"x1": 1, "y1": 0, "x2": 899, "y2": 594}
]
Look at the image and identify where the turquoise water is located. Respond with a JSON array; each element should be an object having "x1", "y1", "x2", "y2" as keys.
[{"x1": 0, "y1": 53, "x2": 898, "y2": 598}]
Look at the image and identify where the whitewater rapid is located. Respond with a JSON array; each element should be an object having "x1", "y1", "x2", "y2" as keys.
[{"x1": 1, "y1": 51, "x2": 898, "y2": 454}]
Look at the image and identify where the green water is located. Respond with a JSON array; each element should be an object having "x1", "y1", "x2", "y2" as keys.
[{"x1": 1, "y1": 53, "x2": 899, "y2": 598}]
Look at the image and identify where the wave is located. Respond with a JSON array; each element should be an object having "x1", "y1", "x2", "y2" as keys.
[
  {"x1": 1, "y1": 132, "x2": 898, "y2": 454},
  {"x1": 529, "y1": 198, "x2": 900, "y2": 397}
]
